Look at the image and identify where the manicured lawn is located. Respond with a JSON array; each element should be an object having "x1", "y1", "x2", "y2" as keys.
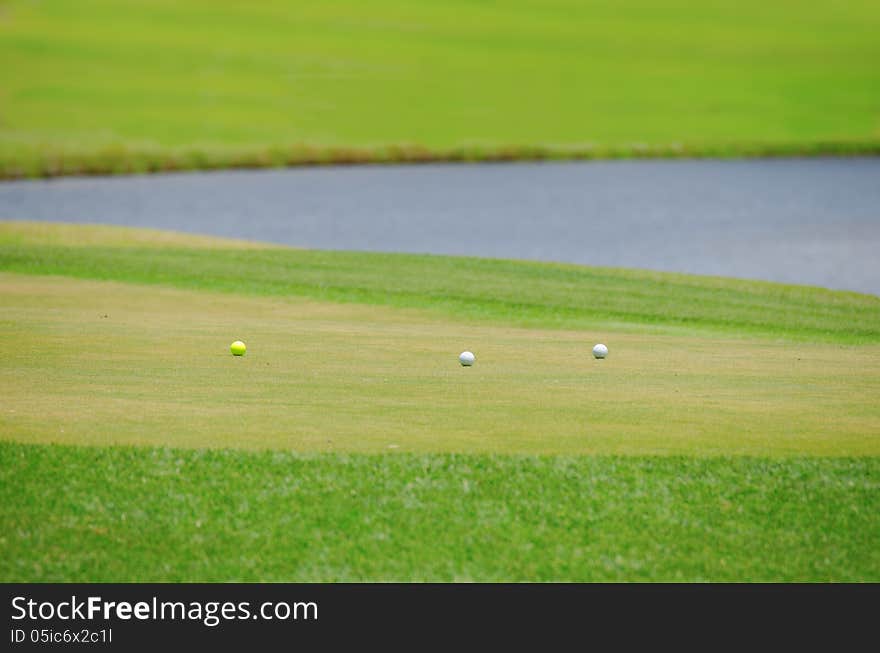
[
  {"x1": 3, "y1": 221, "x2": 878, "y2": 344},
  {"x1": 1, "y1": 222, "x2": 877, "y2": 580},
  {"x1": 2, "y1": 0, "x2": 879, "y2": 177},
  {"x1": 2, "y1": 272, "x2": 879, "y2": 455}
]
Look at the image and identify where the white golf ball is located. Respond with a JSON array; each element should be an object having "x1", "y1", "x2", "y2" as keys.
[
  {"x1": 592, "y1": 343, "x2": 608, "y2": 359},
  {"x1": 459, "y1": 351, "x2": 475, "y2": 366}
]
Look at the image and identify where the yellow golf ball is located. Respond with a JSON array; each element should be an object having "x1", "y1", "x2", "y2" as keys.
[{"x1": 230, "y1": 340, "x2": 246, "y2": 356}]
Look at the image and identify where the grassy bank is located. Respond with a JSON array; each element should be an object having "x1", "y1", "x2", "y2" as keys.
[
  {"x1": 2, "y1": 0, "x2": 880, "y2": 178},
  {"x1": 3, "y1": 222, "x2": 878, "y2": 344},
  {"x1": 5, "y1": 140, "x2": 880, "y2": 180}
]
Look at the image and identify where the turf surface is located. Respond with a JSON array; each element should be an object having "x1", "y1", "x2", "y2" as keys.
[
  {"x1": 3, "y1": 272, "x2": 879, "y2": 456},
  {"x1": 2, "y1": 0, "x2": 880, "y2": 177},
  {"x1": 3, "y1": 221, "x2": 878, "y2": 344},
  {"x1": 2, "y1": 444, "x2": 878, "y2": 582},
  {"x1": 1, "y1": 222, "x2": 878, "y2": 580}
]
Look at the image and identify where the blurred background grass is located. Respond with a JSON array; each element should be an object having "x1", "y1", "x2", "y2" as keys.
[{"x1": 1, "y1": 0, "x2": 879, "y2": 176}]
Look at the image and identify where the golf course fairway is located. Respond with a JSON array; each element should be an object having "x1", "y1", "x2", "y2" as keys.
[
  {"x1": 1, "y1": 221, "x2": 878, "y2": 580},
  {"x1": 3, "y1": 0, "x2": 880, "y2": 177}
]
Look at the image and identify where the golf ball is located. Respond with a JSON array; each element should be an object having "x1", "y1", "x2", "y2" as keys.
[
  {"x1": 592, "y1": 343, "x2": 608, "y2": 359},
  {"x1": 459, "y1": 351, "x2": 475, "y2": 366},
  {"x1": 230, "y1": 340, "x2": 247, "y2": 356}
]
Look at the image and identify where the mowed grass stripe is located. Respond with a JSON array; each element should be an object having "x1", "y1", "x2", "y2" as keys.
[
  {"x1": 2, "y1": 442, "x2": 877, "y2": 582},
  {"x1": 2, "y1": 222, "x2": 878, "y2": 343},
  {"x1": 0, "y1": 220, "x2": 279, "y2": 250}
]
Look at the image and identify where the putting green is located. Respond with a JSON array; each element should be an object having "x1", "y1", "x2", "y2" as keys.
[{"x1": 2, "y1": 272, "x2": 878, "y2": 455}]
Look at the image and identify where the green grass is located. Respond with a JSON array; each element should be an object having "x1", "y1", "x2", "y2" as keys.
[
  {"x1": 1, "y1": 222, "x2": 878, "y2": 580},
  {"x1": 2, "y1": 0, "x2": 880, "y2": 178},
  {"x1": 2, "y1": 443, "x2": 877, "y2": 581},
  {"x1": 3, "y1": 221, "x2": 878, "y2": 344},
  {"x1": 5, "y1": 272, "x2": 879, "y2": 455}
]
